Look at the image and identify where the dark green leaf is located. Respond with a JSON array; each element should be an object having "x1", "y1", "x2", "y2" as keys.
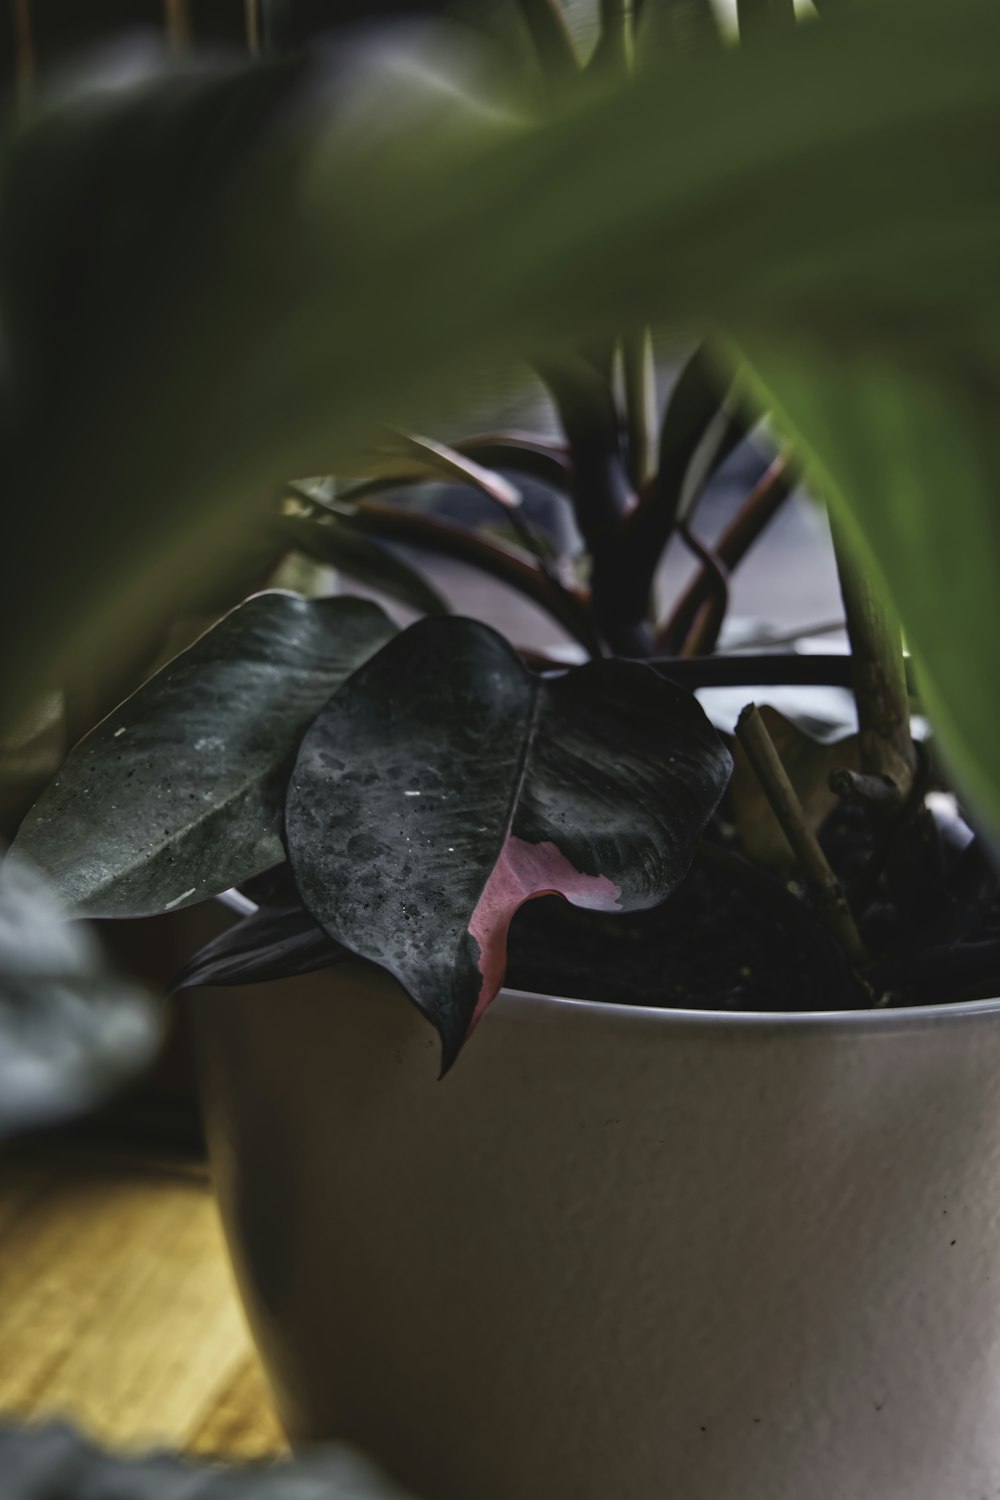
[
  {"x1": 389, "y1": 431, "x2": 523, "y2": 510},
  {"x1": 0, "y1": 853, "x2": 160, "y2": 1138},
  {"x1": 336, "y1": 437, "x2": 572, "y2": 507},
  {"x1": 619, "y1": 341, "x2": 744, "y2": 577},
  {"x1": 13, "y1": 593, "x2": 396, "y2": 917},
  {"x1": 743, "y1": 349, "x2": 1000, "y2": 838},
  {"x1": 285, "y1": 617, "x2": 731, "y2": 1065},
  {"x1": 174, "y1": 870, "x2": 347, "y2": 992},
  {"x1": 273, "y1": 515, "x2": 450, "y2": 617},
  {"x1": 456, "y1": 435, "x2": 572, "y2": 492},
  {"x1": 656, "y1": 345, "x2": 745, "y2": 522}
]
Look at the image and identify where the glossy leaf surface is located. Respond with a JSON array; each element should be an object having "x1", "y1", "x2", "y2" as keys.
[
  {"x1": 13, "y1": 594, "x2": 396, "y2": 917},
  {"x1": 387, "y1": 432, "x2": 522, "y2": 511},
  {"x1": 285, "y1": 617, "x2": 731, "y2": 1064}
]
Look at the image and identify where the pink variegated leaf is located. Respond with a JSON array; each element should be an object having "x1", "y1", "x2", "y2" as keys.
[{"x1": 284, "y1": 618, "x2": 731, "y2": 1068}]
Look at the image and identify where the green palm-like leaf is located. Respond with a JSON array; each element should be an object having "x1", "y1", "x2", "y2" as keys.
[{"x1": 3, "y1": 0, "x2": 1000, "y2": 831}]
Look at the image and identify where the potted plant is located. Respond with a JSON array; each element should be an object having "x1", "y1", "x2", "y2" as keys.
[{"x1": 4, "y1": 0, "x2": 1000, "y2": 1496}]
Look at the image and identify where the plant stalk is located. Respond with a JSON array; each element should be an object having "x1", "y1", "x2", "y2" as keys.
[
  {"x1": 163, "y1": 0, "x2": 191, "y2": 51},
  {"x1": 830, "y1": 520, "x2": 916, "y2": 796},
  {"x1": 676, "y1": 523, "x2": 728, "y2": 656},
  {"x1": 736, "y1": 703, "x2": 869, "y2": 967},
  {"x1": 623, "y1": 328, "x2": 657, "y2": 489},
  {"x1": 599, "y1": 0, "x2": 636, "y2": 70},
  {"x1": 346, "y1": 499, "x2": 600, "y2": 654},
  {"x1": 658, "y1": 454, "x2": 792, "y2": 653},
  {"x1": 245, "y1": 0, "x2": 261, "y2": 54}
]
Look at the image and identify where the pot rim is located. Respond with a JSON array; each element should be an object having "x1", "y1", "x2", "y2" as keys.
[{"x1": 494, "y1": 986, "x2": 1000, "y2": 1035}]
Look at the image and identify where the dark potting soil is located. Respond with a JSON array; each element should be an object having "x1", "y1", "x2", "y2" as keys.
[
  {"x1": 506, "y1": 804, "x2": 1000, "y2": 1015},
  {"x1": 505, "y1": 842, "x2": 869, "y2": 1014}
]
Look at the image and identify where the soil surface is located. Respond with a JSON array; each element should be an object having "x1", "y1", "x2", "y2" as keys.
[
  {"x1": 506, "y1": 804, "x2": 1000, "y2": 1014},
  {"x1": 506, "y1": 840, "x2": 868, "y2": 1013}
]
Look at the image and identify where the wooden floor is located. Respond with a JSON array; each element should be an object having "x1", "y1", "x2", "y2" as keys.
[{"x1": 0, "y1": 1146, "x2": 286, "y2": 1459}]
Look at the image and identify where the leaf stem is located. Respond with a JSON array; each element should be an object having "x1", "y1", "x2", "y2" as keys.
[
  {"x1": 345, "y1": 500, "x2": 600, "y2": 655},
  {"x1": 830, "y1": 519, "x2": 916, "y2": 796},
  {"x1": 676, "y1": 522, "x2": 729, "y2": 656},
  {"x1": 244, "y1": 0, "x2": 261, "y2": 54},
  {"x1": 390, "y1": 429, "x2": 567, "y2": 591},
  {"x1": 599, "y1": 0, "x2": 636, "y2": 70},
  {"x1": 736, "y1": 703, "x2": 868, "y2": 967},
  {"x1": 163, "y1": 0, "x2": 192, "y2": 51},
  {"x1": 658, "y1": 455, "x2": 792, "y2": 652},
  {"x1": 623, "y1": 328, "x2": 657, "y2": 489},
  {"x1": 539, "y1": 357, "x2": 642, "y2": 653}
]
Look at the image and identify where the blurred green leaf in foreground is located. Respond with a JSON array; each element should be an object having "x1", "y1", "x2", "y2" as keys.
[{"x1": 1, "y1": 0, "x2": 999, "y2": 833}]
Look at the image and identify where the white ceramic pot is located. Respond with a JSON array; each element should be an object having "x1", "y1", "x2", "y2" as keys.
[{"x1": 192, "y1": 960, "x2": 1000, "y2": 1500}]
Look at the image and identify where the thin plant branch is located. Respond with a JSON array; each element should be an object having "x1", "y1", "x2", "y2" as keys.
[
  {"x1": 163, "y1": 0, "x2": 192, "y2": 50},
  {"x1": 338, "y1": 498, "x2": 600, "y2": 655},
  {"x1": 676, "y1": 523, "x2": 729, "y2": 656},
  {"x1": 736, "y1": 703, "x2": 869, "y2": 968},
  {"x1": 658, "y1": 454, "x2": 792, "y2": 652},
  {"x1": 390, "y1": 430, "x2": 567, "y2": 592},
  {"x1": 245, "y1": 0, "x2": 261, "y2": 55},
  {"x1": 623, "y1": 328, "x2": 657, "y2": 489},
  {"x1": 830, "y1": 518, "x2": 917, "y2": 796}
]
